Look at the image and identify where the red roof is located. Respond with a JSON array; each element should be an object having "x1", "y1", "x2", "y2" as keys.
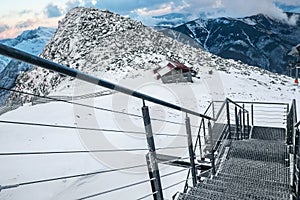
[{"x1": 167, "y1": 61, "x2": 190, "y2": 72}]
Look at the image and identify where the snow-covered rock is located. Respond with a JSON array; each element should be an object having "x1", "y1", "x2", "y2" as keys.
[{"x1": 0, "y1": 27, "x2": 55, "y2": 105}]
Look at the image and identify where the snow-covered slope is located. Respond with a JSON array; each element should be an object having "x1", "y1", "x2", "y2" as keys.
[
  {"x1": 171, "y1": 13, "x2": 300, "y2": 74},
  {"x1": 1, "y1": 7, "x2": 300, "y2": 200},
  {"x1": 0, "y1": 27, "x2": 55, "y2": 105}
]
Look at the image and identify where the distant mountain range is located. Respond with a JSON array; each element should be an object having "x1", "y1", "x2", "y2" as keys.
[
  {"x1": 170, "y1": 13, "x2": 300, "y2": 74},
  {"x1": 0, "y1": 27, "x2": 55, "y2": 105}
]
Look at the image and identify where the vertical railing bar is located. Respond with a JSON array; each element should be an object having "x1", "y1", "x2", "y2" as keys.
[
  {"x1": 226, "y1": 100, "x2": 231, "y2": 139},
  {"x1": 185, "y1": 114, "x2": 197, "y2": 187},
  {"x1": 208, "y1": 120, "x2": 216, "y2": 175},
  {"x1": 242, "y1": 104, "x2": 246, "y2": 140},
  {"x1": 142, "y1": 101, "x2": 163, "y2": 200},
  {"x1": 239, "y1": 109, "x2": 242, "y2": 140},
  {"x1": 201, "y1": 118, "x2": 206, "y2": 160},
  {"x1": 247, "y1": 112, "x2": 250, "y2": 139},
  {"x1": 251, "y1": 104, "x2": 254, "y2": 127},
  {"x1": 235, "y1": 106, "x2": 238, "y2": 140}
]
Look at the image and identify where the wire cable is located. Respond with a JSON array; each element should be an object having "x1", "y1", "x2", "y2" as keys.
[
  {"x1": 0, "y1": 87, "x2": 142, "y2": 119},
  {"x1": 162, "y1": 177, "x2": 193, "y2": 192},
  {"x1": 136, "y1": 191, "x2": 158, "y2": 200},
  {"x1": 77, "y1": 178, "x2": 155, "y2": 200},
  {"x1": 0, "y1": 87, "x2": 200, "y2": 128},
  {"x1": 161, "y1": 168, "x2": 190, "y2": 179},
  {"x1": 0, "y1": 164, "x2": 148, "y2": 191},
  {"x1": 0, "y1": 146, "x2": 188, "y2": 156},
  {"x1": 0, "y1": 120, "x2": 187, "y2": 138}
]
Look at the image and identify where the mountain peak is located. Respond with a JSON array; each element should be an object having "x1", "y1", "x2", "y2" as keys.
[{"x1": 9, "y1": 7, "x2": 257, "y2": 103}]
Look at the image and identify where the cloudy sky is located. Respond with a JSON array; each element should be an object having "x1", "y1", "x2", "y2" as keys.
[{"x1": 0, "y1": 0, "x2": 300, "y2": 39}]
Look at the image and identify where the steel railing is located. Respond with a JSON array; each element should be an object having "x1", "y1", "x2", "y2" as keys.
[
  {"x1": 0, "y1": 43, "x2": 217, "y2": 200},
  {"x1": 0, "y1": 43, "x2": 294, "y2": 200}
]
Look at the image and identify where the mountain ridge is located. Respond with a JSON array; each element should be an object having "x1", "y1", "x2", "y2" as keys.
[
  {"x1": 171, "y1": 13, "x2": 300, "y2": 74},
  {"x1": 0, "y1": 27, "x2": 55, "y2": 105}
]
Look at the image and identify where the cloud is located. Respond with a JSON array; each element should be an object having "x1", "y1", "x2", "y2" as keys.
[
  {"x1": 15, "y1": 19, "x2": 36, "y2": 29},
  {"x1": 44, "y1": 4, "x2": 63, "y2": 18},
  {"x1": 93, "y1": 0, "x2": 180, "y2": 13},
  {"x1": 275, "y1": 0, "x2": 300, "y2": 6},
  {"x1": 178, "y1": 0, "x2": 299, "y2": 25},
  {"x1": 0, "y1": 24, "x2": 9, "y2": 34},
  {"x1": 134, "y1": 2, "x2": 188, "y2": 16}
]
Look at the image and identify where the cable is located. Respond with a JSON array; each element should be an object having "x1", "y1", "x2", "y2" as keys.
[
  {"x1": 77, "y1": 178, "x2": 154, "y2": 200},
  {"x1": 0, "y1": 120, "x2": 187, "y2": 138},
  {"x1": 0, "y1": 146, "x2": 188, "y2": 156},
  {"x1": 0, "y1": 164, "x2": 147, "y2": 191},
  {"x1": 0, "y1": 87, "x2": 142, "y2": 119},
  {"x1": 162, "y1": 177, "x2": 193, "y2": 191},
  {"x1": 136, "y1": 191, "x2": 158, "y2": 200},
  {"x1": 161, "y1": 168, "x2": 190, "y2": 179},
  {"x1": 1, "y1": 87, "x2": 200, "y2": 128}
]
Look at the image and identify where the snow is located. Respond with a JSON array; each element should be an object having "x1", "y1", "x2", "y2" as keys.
[
  {"x1": 1, "y1": 63, "x2": 299, "y2": 199},
  {"x1": 1, "y1": 7, "x2": 300, "y2": 200}
]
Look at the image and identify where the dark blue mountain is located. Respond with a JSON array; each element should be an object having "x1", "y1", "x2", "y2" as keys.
[{"x1": 171, "y1": 13, "x2": 300, "y2": 74}]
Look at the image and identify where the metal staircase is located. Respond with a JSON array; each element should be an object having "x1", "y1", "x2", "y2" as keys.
[{"x1": 177, "y1": 127, "x2": 290, "y2": 200}]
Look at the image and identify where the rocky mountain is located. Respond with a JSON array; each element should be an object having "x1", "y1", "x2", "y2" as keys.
[
  {"x1": 8, "y1": 7, "x2": 297, "y2": 106},
  {"x1": 0, "y1": 27, "x2": 55, "y2": 105},
  {"x1": 171, "y1": 13, "x2": 300, "y2": 74},
  {"x1": 8, "y1": 7, "x2": 258, "y2": 103}
]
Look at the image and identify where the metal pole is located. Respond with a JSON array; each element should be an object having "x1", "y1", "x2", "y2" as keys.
[
  {"x1": 235, "y1": 106, "x2": 239, "y2": 140},
  {"x1": 185, "y1": 114, "x2": 197, "y2": 187},
  {"x1": 226, "y1": 101, "x2": 231, "y2": 139},
  {"x1": 208, "y1": 121, "x2": 216, "y2": 175},
  {"x1": 296, "y1": 128, "x2": 300, "y2": 198},
  {"x1": 242, "y1": 104, "x2": 245, "y2": 140},
  {"x1": 247, "y1": 112, "x2": 250, "y2": 139},
  {"x1": 212, "y1": 102, "x2": 215, "y2": 119},
  {"x1": 251, "y1": 104, "x2": 254, "y2": 127},
  {"x1": 146, "y1": 153, "x2": 157, "y2": 199},
  {"x1": 199, "y1": 119, "x2": 205, "y2": 160},
  {"x1": 142, "y1": 103, "x2": 163, "y2": 200},
  {"x1": 239, "y1": 109, "x2": 242, "y2": 140}
]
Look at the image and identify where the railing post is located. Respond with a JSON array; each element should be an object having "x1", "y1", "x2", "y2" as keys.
[
  {"x1": 251, "y1": 104, "x2": 254, "y2": 126},
  {"x1": 212, "y1": 102, "x2": 215, "y2": 119},
  {"x1": 235, "y1": 106, "x2": 239, "y2": 140},
  {"x1": 142, "y1": 102, "x2": 163, "y2": 200},
  {"x1": 247, "y1": 112, "x2": 250, "y2": 139},
  {"x1": 226, "y1": 100, "x2": 231, "y2": 139},
  {"x1": 242, "y1": 104, "x2": 245, "y2": 140},
  {"x1": 239, "y1": 109, "x2": 242, "y2": 140},
  {"x1": 185, "y1": 114, "x2": 197, "y2": 187},
  {"x1": 200, "y1": 118, "x2": 205, "y2": 160},
  {"x1": 208, "y1": 120, "x2": 216, "y2": 175},
  {"x1": 295, "y1": 127, "x2": 300, "y2": 199}
]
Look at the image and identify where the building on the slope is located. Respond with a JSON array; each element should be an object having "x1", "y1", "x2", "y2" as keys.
[{"x1": 153, "y1": 60, "x2": 193, "y2": 84}]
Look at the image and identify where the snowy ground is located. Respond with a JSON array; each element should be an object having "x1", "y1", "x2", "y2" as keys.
[{"x1": 0, "y1": 62, "x2": 300, "y2": 200}]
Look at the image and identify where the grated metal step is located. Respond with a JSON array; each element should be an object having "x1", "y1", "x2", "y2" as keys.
[{"x1": 176, "y1": 126, "x2": 291, "y2": 200}]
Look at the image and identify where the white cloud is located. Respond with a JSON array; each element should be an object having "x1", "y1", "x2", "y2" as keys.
[{"x1": 133, "y1": 2, "x2": 188, "y2": 16}]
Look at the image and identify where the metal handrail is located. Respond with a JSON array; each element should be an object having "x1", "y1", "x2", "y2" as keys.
[{"x1": 0, "y1": 43, "x2": 212, "y2": 120}]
